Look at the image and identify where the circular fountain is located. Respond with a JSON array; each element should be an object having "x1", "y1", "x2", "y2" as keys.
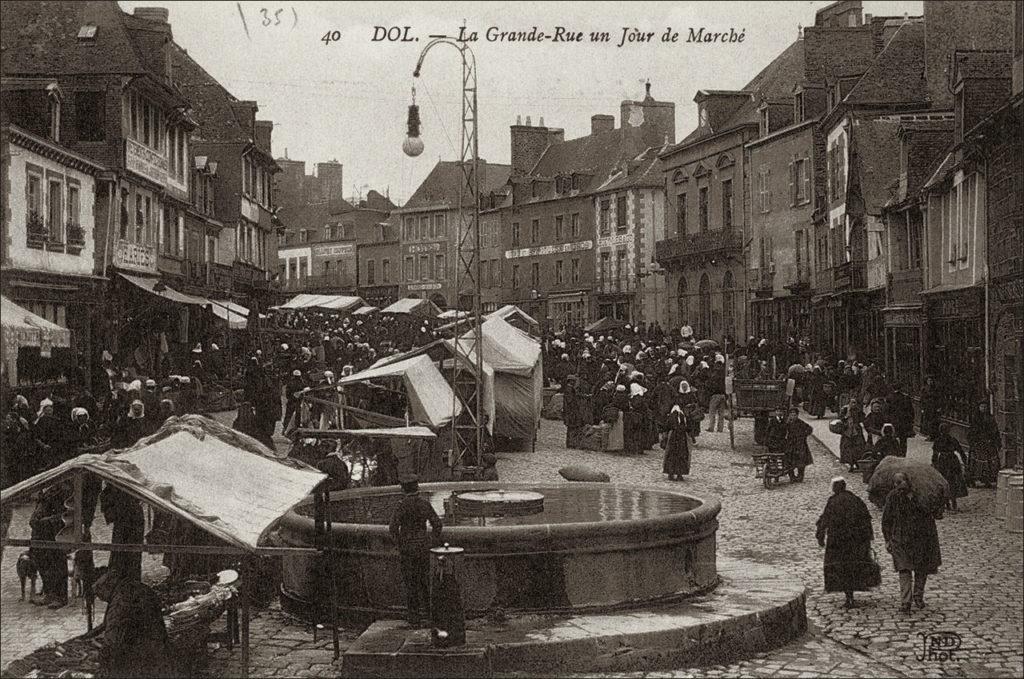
[{"x1": 274, "y1": 482, "x2": 721, "y2": 621}]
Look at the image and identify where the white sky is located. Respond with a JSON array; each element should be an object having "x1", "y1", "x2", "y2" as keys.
[{"x1": 120, "y1": 1, "x2": 922, "y2": 204}]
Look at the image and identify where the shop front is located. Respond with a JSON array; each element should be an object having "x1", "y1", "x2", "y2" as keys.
[
  {"x1": 990, "y1": 275, "x2": 1023, "y2": 468},
  {"x1": 547, "y1": 290, "x2": 589, "y2": 332},
  {"x1": 883, "y1": 305, "x2": 924, "y2": 395},
  {"x1": 922, "y1": 284, "x2": 986, "y2": 427}
]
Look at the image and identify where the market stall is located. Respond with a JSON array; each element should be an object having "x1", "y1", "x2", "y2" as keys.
[
  {"x1": 0, "y1": 294, "x2": 72, "y2": 386},
  {"x1": 273, "y1": 294, "x2": 366, "y2": 312},
  {"x1": 381, "y1": 297, "x2": 442, "y2": 318},
  {"x1": 0, "y1": 415, "x2": 328, "y2": 677}
]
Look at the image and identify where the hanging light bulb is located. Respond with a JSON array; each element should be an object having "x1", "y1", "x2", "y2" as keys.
[{"x1": 403, "y1": 86, "x2": 424, "y2": 157}]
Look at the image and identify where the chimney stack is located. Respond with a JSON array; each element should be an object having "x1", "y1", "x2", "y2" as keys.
[
  {"x1": 516, "y1": 114, "x2": 521, "y2": 125},
  {"x1": 591, "y1": 114, "x2": 615, "y2": 134},
  {"x1": 539, "y1": 116, "x2": 544, "y2": 126},
  {"x1": 134, "y1": 7, "x2": 169, "y2": 22},
  {"x1": 525, "y1": 116, "x2": 532, "y2": 126}
]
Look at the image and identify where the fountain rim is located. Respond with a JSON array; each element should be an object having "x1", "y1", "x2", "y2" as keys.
[{"x1": 278, "y1": 481, "x2": 722, "y2": 541}]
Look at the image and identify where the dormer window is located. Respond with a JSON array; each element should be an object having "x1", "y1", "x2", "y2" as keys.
[
  {"x1": 759, "y1": 107, "x2": 769, "y2": 136},
  {"x1": 794, "y1": 92, "x2": 805, "y2": 123},
  {"x1": 698, "y1": 105, "x2": 709, "y2": 128},
  {"x1": 77, "y1": 25, "x2": 97, "y2": 41}
]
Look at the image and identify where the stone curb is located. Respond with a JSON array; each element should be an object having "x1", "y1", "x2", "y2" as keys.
[{"x1": 340, "y1": 557, "x2": 808, "y2": 678}]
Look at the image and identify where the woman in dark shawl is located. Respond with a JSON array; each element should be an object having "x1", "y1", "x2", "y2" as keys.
[
  {"x1": 838, "y1": 403, "x2": 867, "y2": 471},
  {"x1": 932, "y1": 423, "x2": 968, "y2": 511},
  {"x1": 816, "y1": 477, "x2": 876, "y2": 608},
  {"x1": 662, "y1": 404, "x2": 691, "y2": 480},
  {"x1": 967, "y1": 401, "x2": 1001, "y2": 487}
]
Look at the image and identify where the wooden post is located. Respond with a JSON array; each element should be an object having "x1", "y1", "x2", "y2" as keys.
[
  {"x1": 726, "y1": 353, "x2": 735, "y2": 450},
  {"x1": 241, "y1": 558, "x2": 250, "y2": 678}
]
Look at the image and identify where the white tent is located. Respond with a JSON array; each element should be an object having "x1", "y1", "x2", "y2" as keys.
[
  {"x1": 275, "y1": 294, "x2": 365, "y2": 312},
  {"x1": 381, "y1": 297, "x2": 442, "y2": 318},
  {"x1": 338, "y1": 354, "x2": 461, "y2": 428},
  {"x1": 1, "y1": 295, "x2": 72, "y2": 386},
  {"x1": 449, "y1": 316, "x2": 543, "y2": 442},
  {"x1": 352, "y1": 305, "x2": 379, "y2": 316},
  {"x1": 487, "y1": 304, "x2": 540, "y2": 335},
  {"x1": 438, "y1": 309, "x2": 469, "y2": 320}
]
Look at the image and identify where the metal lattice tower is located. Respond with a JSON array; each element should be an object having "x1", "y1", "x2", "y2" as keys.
[{"x1": 414, "y1": 33, "x2": 483, "y2": 469}]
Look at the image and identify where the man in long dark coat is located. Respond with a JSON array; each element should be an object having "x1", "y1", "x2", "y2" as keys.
[
  {"x1": 816, "y1": 477, "x2": 876, "y2": 608},
  {"x1": 882, "y1": 472, "x2": 942, "y2": 613},
  {"x1": 783, "y1": 407, "x2": 814, "y2": 481}
]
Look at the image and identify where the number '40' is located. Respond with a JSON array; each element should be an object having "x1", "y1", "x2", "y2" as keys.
[{"x1": 322, "y1": 30, "x2": 342, "y2": 44}]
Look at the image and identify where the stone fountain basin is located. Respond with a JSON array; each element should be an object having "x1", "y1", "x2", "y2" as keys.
[{"x1": 273, "y1": 482, "x2": 721, "y2": 621}]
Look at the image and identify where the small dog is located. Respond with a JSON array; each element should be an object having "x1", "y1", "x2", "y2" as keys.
[{"x1": 16, "y1": 552, "x2": 38, "y2": 601}]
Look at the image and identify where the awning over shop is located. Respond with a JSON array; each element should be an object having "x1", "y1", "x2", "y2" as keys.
[
  {"x1": 1, "y1": 415, "x2": 326, "y2": 552},
  {"x1": 119, "y1": 272, "x2": 213, "y2": 306},
  {"x1": 381, "y1": 297, "x2": 442, "y2": 318},
  {"x1": 352, "y1": 305, "x2": 379, "y2": 316},
  {"x1": 1, "y1": 295, "x2": 72, "y2": 385},
  {"x1": 338, "y1": 354, "x2": 461, "y2": 428},
  {"x1": 274, "y1": 294, "x2": 365, "y2": 312}
]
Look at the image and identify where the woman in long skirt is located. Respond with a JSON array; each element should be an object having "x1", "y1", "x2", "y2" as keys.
[
  {"x1": 932, "y1": 423, "x2": 968, "y2": 511},
  {"x1": 663, "y1": 405, "x2": 691, "y2": 480},
  {"x1": 839, "y1": 404, "x2": 867, "y2": 471},
  {"x1": 816, "y1": 477, "x2": 877, "y2": 608},
  {"x1": 967, "y1": 402, "x2": 1001, "y2": 487}
]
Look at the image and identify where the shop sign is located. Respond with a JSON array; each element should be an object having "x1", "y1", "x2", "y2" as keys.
[
  {"x1": 505, "y1": 240, "x2": 593, "y2": 259},
  {"x1": 313, "y1": 243, "x2": 355, "y2": 258},
  {"x1": 125, "y1": 138, "x2": 167, "y2": 186},
  {"x1": 598, "y1": 233, "x2": 632, "y2": 247},
  {"x1": 408, "y1": 282, "x2": 442, "y2": 291},
  {"x1": 927, "y1": 289, "x2": 981, "y2": 319},
  {"x1": 405, "y1": 242, "x2": 442, "y2": 255},
  {"x1": 113, "y1": 239, "x2": 156, "y2": 272},
  {"x1": 883, "y1": 308, "x2": 923, "y2": 327}
]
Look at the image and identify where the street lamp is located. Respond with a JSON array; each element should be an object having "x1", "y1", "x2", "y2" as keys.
[
  {"x1": 402, "y1": 88, "x2": 424, "y2": 158},
  {"x1": 406, "y1": 31, "x2": 484, "y2": 470}
]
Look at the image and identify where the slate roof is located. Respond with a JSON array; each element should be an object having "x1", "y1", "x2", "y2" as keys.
[
  {"x1": 593, "y1": 147, "x2": 665, "y2": 193},
  {"x1": 2, "y1": 1, "x2": 160, "y2": 78},
  {"x1": 953, "y1": 50, "x2": 1012, "y2": 82},
  {"x1": 401, "y1": 161, "x2": 511, "y2": 211},
  {"x1": 854, "y1": 118, "x2": 903, "y2": 214},
  {"x1": 277, "y1": 201, "x2": 339, "y2": 235},
  {"x1": 170, "y1": 43, "x2": 250, "y2": 144},
  {"x1": 844, "y1": 21, "x2": 927, "y2": 105},
  {"x1": 673, "y1": 38, "x2": 806, "y2": 148},
  {"x1": 530, "y1": 126, "x2": 652, "y2": 180}
]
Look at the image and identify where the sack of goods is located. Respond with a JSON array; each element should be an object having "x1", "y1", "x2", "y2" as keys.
[{"x1": 828, "y1": 419, "x2": 845, "y2": 435}]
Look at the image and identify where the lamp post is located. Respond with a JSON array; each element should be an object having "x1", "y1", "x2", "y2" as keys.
[{"x1": 405, "y1": 31, "x2": 484, "y2": 470}]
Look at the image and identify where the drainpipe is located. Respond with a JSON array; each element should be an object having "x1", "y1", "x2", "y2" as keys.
[{"x1": 101, "y1": 176, "x2": 116, "y2": 278}]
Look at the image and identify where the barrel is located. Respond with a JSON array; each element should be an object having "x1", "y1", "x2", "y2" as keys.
[
  {"x1": 1007, "y1": 477, "x2": 1023, "y2": 534},
  {"x1": 996, "y1": 469, "x2": 1018, "y2": 519}
]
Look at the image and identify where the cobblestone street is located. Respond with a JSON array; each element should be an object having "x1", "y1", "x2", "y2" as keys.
[{"x1": 2, "y1": 414, "x2": 1021, "y2": 677}]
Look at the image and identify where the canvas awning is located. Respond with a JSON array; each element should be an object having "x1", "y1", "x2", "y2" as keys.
[
  {"x1": 438, "y1": 309, "x2": 469, "y2": 320},
  {"x1": 338, "y1": 354, "x2": 461, "y2": 428},
  {"x1": 1, "y1": 415, "x2": 326, "y2": 552},
  {"x1": 120, "y1": 272, "x2": 213, "y2": 306},
  {"x1": 453, "y1": 316, "x2": 541, "y2": 377},
  {"x1": 274, "y1": 294, "x2": 365, "y2": 312},
  {"x1": 209, "y1": 300, "x2": 250, "y2": 329},
  {"x1": 352, "y1": 305, "x2": 379, "y2": 316},
  {"x1": 1, "y1": 295, "x2": 72, "y2": 385},
  {"x1": 381, "y1": 297, "x2": 441, "y2": 318}
]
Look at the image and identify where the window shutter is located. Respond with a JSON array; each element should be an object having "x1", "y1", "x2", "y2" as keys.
[
  {"x1": 802, "y1": 157, "x2": 811, "y2": 204},
  {"x1": 788, "y1": 159, "x2": 796, "y2": 206},
  {"x1": 766, "y1": 168, "x2": 771, "y2": 210}
]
